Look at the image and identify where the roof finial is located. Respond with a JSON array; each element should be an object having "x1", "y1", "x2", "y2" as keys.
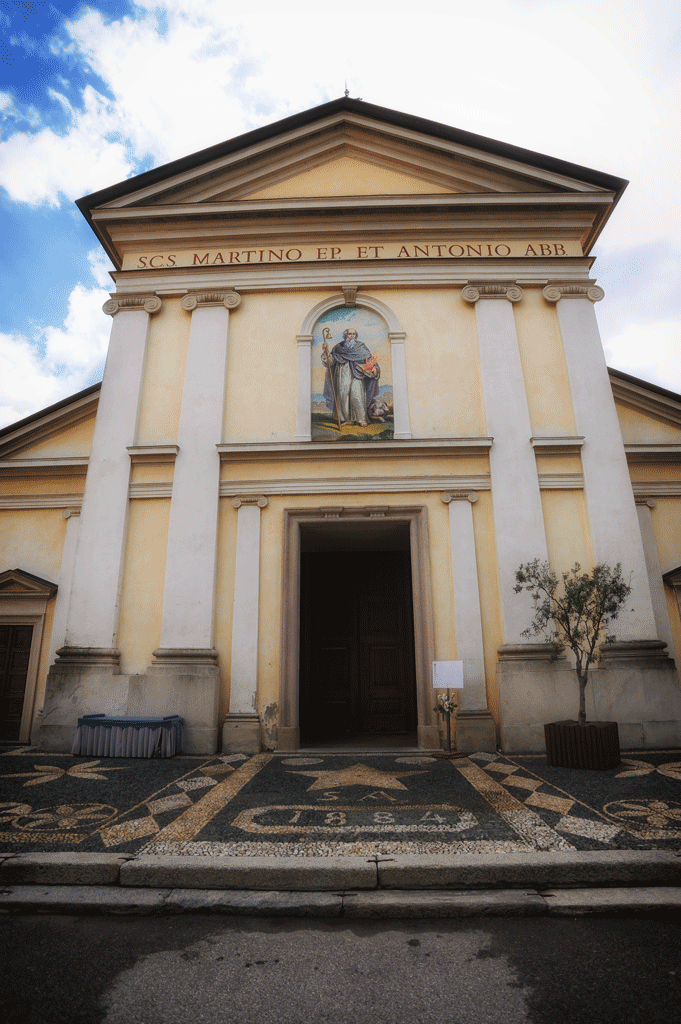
[{"x1": 344, "y1": 81, "x2": 349, "y2": 98}]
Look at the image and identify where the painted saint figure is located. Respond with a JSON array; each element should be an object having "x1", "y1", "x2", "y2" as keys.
[{"x1": 321, "y1": 327, "x2": 380, "y2": 427}]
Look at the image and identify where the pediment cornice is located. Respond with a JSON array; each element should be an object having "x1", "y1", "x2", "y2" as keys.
[{"x1": 0, "y1": 569, "x2": 57, "y2": 599}]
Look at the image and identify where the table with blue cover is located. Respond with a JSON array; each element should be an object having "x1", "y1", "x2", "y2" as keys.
[{"x1": 71, "y1": 714, "x2": 183, "y2": 757}]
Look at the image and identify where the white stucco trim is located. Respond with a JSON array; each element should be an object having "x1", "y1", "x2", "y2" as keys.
[
  {"x1": 229, "y1": 497, "x2": 267, "y2": 716},
  {"x1": 295, "y1": 335, "x2": 312, "y2": 441}
]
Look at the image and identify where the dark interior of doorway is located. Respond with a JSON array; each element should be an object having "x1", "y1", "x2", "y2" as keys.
[{"x1": 299, "y1": 521, "x2": 418, "y2": 749}]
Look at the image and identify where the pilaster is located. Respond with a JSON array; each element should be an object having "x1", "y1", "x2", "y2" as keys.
[
  {"x1": 223, "y1": 495, "x2": 268, "y2": 754},
  {"x1": 440, "y1": 491, "x2": 495, "y2": 752},
  {"x1": 544, "y1": 283, "x2": 657, "y2": 640}
]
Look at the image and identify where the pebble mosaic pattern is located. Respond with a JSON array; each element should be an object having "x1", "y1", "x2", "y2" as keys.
[{"x1": 0, "y1": 747, "x2": 679, "y2": 855}]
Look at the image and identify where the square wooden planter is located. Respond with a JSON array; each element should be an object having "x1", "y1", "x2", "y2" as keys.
[{"x1": 544, "y1": 720, "x2": 620, "y2": 770}]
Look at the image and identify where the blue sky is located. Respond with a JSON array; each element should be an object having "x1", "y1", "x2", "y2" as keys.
[{"x1": 1, "y1": 0, "x2": 680, "y2": 426}]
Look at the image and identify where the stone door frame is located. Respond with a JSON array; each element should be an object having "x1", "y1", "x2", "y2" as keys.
[{"x1": 277, "y1": 505, "x2": 439, "y2": 750}]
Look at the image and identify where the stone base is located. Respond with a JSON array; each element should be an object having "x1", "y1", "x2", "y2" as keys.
[
  {"x1": 455, "y1": 710, "x2": 497, "y2": 754},
  {"x1": 37, "y1": 648, "x2": 127, "y2": 753},
  {"x1": 144, "y1": 649, "x2": 221, "y2": 754},
  {"x1": 222, "y1": 714, "x2": 262, "y2": 754},
  {"x1": 277, "y1": 725, "x2": 300, "y2": 751},
  {"x1": 418, "y1": 724, "x2": 441, "y2": 750},
  {"x1": 498, "y1": 640, "x2": 681, "y2": 753}
]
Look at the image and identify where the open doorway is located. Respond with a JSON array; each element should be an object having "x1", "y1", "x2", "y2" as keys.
[{"x1": 298, "y1": 521, "x2": 417, "y2": 748}]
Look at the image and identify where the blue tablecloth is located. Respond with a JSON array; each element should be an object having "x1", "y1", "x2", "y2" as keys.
[{"x1": 71, "y1": 714, "x2": 183, "y2": 757}]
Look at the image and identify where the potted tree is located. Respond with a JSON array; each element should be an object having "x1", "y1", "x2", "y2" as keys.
[{"x1": 514, "y1": 560, "x2": 632, "y2": 770}]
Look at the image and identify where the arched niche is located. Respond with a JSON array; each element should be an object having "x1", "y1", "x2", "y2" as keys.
[{"x1": 296, "y1": 292, "x2": 412, "y2": 441}]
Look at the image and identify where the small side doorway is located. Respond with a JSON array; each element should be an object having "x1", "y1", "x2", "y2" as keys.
[
  {"x1": 299, "y1": 524, "x2": 417, "y2": 745},
  {"x1": 0, "y1": 624, "x2": 34, "y2": 741}
]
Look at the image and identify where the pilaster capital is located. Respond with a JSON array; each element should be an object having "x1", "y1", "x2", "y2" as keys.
[
  {"x1": 635, "y1": 497, "x2": 657, "y2": 508},
  {"x1": 231, "y1": 495, "x2": 268, "y2": 509},
  {"x1": 462, "y1": 284, "x2": 523, "y2": 305},
  {"x1": 542, "y1": 283, "x2": 605, "y2": 304},
  {"x1": 296, "y1": 334, "x2": 313, "y2": 347},
  {"x1": 181, "y1": 291, "x2": 241, "y2": 312},
  {"x1": 103, "y1": 295, "x2": 162, "y2": 317},
  {"x1": 441, "y1": 491, "x2": 478, "y2": 504}
]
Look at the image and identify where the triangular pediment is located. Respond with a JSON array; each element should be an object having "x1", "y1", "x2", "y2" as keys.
[
  {"x1": 0, "y1": 384, "x2": 98, "y2": 462},
  {"x1": 88, "y1": 104, "x2": 617, "y2": 212},
  {"x1": 0, "y1": 569, "x2": 57, "y2": 599}
]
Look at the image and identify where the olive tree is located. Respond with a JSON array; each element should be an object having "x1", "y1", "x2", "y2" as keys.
[{"x1": 514, "y1": 560, "x2": 632, "y2": 725}]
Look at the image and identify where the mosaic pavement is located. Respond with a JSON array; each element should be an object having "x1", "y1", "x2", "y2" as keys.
[{"x1": 0, "y1": 748, "x2": 680, "y2": 857}]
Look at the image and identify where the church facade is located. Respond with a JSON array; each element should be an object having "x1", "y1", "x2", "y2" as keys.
[{"x1": 2, "y1": 97, "x2": 681, "y2": 755}]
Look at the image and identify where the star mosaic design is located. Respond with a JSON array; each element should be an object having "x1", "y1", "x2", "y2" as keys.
[
  {"x1": 0, "y1": 760, "x2": 129, "y2": 787},
  {"x1": 287, "y1": 762, "x2": 425, "y2": 791}
]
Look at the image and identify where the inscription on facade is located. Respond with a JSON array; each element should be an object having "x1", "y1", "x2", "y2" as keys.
[{"x1": 127, "y1": 239, "x2": 578, "y2": 270}]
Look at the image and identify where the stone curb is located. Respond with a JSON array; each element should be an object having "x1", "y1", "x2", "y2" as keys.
[
  {"x1": 375, "y1": 850, "x2": 681, "y2": 890},
  {"x1": 1, "y1": 885, "x2": 680, "y2": 918},
  {"x1": 119, "y1": 854, "x2": 377, "y2": 891},
  {"x1": 2, "y1": 850, "x2": 679, "y2": 891},
  {"x1": 0, "y1": 853, "x2": 134, "y2": 886}
]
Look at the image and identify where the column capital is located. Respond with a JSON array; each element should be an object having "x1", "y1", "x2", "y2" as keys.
[
  {"x1": 231, "y1": 495, "x2": 268, "y2": 509},
  {"x1": 103, "y1": 295, "x2": 162, "y2": 316},
  {"x1": 462, "y1": 284, "x2": 523, "y2": 304},
  {"x1": 181, "y1": 291, "x2": 241, "y2": 312},
  {"x1": 296, "y1": 334, "x2": 313, "y2": 346},
  {"x1": 542, "y1": 283, "x2": 604, "y2": 304},
  {"x1": 441, "y1": 491, "x2": 478, "y2": 504}
]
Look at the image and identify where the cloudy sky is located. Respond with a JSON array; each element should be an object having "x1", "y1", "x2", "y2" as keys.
[{"x1": 1, "y1": 0, "x2": 679, "y2": 428}]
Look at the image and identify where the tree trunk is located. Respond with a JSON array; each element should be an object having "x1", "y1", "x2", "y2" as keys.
[{"x1": 578, "y1": 670, "x2": 588, "y2": 726}]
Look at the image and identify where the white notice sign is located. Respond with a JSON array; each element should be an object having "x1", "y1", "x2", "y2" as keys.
[{"x1": 432, "y1": 660, "x2": 464, "y2": 689}]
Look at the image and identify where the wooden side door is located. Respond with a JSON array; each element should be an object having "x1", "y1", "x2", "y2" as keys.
[{"x1": 0, "y1": 625, "x2": 33, "y2": 741}]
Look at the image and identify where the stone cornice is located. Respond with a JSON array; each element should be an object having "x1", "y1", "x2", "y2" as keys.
[
  {"x1": 103, "y1": 294, "x2": 162, "y2": 316},
  {"x1": 216, "y1": 438, "x2": 493, "y2": 463},
  {"x1": 0, "y1": 457, "x2": 88, "y2": 478},
  {"x1": 180, "y1": 291, "x2": 241, "y2": 311},
  {"x1": 542, "y1": 283, "x2": 604, "y2": 303},
  {"x1": 624, "y1": 444, "x2": 681, "y2": 464},
  {"x1": 531, "y1": 436, "x2": 585, "y2": 455},
  {"x1": 462, "y1": 284, "x2": 523, "y2": 304},
  {"x1": 0, "y1": 493, "x2": 84, "y2": 510},
  {"x1": 610, "y1": 370, "x2": 681, "y2": 429},
  {"x1": 631, "y1": 481, "x2": 681, "y2": 498},
  {"x1": 219, "y1": 475, "x2": 491, "y2": 497},
  {"x1": 126, "y1": 444, "x2": 179, "y2": 465}
]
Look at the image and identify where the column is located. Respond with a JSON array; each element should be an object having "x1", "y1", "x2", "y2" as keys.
[
  {"x1": 635, "y1": 499, "x2": 678, "y2": 663},
  {"x1": 63, "y1": 296, "x2": 161, "y2": 654},
  {"x1": 463, "y1": 284, "x2": 549, "y2": 643},
  {"x1": 441, "y1": 492, "x2": 496, "y2": 752},
  {"x1": 295, "y1": 334, "x2": 312, "y2": 441},
  {"x1": 222, "y1": 495, "x2": 268, "y2": 753},
  {"x1": 39, "y1": 296, "x2": 160, "y2": 750},
  {"x1": 546, "y1": 284, "x2": 680, "y2": 749},
  {"x1": 389, "y1": 331, "x2": 412, "y2": 439},
  {"x1": 146, "y1": 290, "x2": 240, "y2": 755},
  {"x1": 544, "y1": 284, "x2": 658, "y2": 640}
]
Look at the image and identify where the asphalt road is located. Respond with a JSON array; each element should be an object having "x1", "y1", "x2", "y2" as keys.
[{"x1": 1, "y1": 913, "x2": 679, "y2": 1024}]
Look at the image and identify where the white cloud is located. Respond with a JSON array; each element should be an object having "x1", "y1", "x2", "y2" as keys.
[
  {"x1": 604, "y1": 320, "x2": 681, "y2": 394},
  {"x1": 0, "y1": 255, "x2": 111, "y2": 428}
]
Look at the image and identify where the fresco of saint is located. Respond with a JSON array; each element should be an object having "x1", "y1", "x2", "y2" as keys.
[
  {"x1": 322, "y1": 327, "x2": 379, "y2": 427},
  {"x1": 311, "y1": 306, "x2": 394, "y2": 441}
]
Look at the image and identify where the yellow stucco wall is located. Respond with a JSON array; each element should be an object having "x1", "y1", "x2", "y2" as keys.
[
  {"x1": 136, "y1": 298, "x2": 191, "y2": 444},
  {"x1": 615, "y1": 401, "x2": 681, "y2": 442},
  {"x1": 514, "y1": 289, "x2": 577, "y2": 435},
  {"x1": 11, "y1": 413, "x2": 97, "y2": 457},
  {"x1": 117, "y1": 499, "x2": 170, "y2": 674},
  {"x1": 242, "y1": 156, "x2": 456, "y2": 200}
]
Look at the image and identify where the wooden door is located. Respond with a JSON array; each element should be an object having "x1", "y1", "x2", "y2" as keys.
[
  {"x1": 300, "y1": 550, "x2": 416, "y2": 741},
  {"x1": 0, "y1": 625, "x2": 33, "y2": 741}
]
